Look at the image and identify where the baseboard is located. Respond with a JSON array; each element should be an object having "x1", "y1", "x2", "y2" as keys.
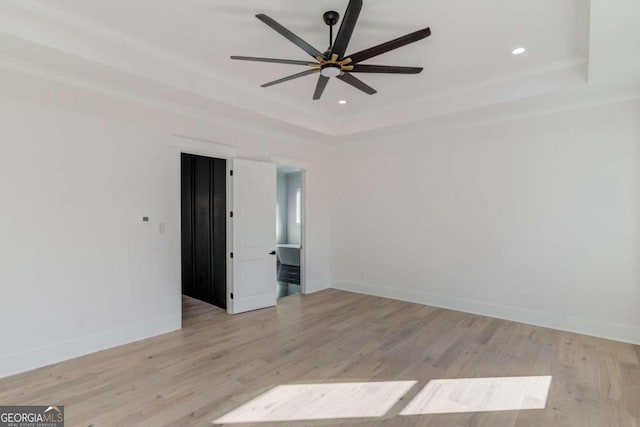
[
  {"x1": 305, "y1": 280, "x2": 331, "y2": 294},
  {"x1": 332, "y1": 280, "x2": 640, "y2": 345},
  {"x1": 0, "y1": 314, "x2": 181, "y2": 379}
]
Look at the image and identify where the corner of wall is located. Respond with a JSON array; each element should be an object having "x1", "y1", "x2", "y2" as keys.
[{"x1": 305, "y1": 280, "x2": 331, "y2": 294}]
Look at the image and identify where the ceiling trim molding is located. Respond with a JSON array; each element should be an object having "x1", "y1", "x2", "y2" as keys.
[
  {"x1": 3, "y1": 0, "x2": 630, "y2": 139},
  {"x1": 339, "y1": 59, "x2": 589, "y2": 136},
  {"x1": 342, "y1": 88, "x2": 640, "y2": 146},
  {"x1": 0, "y1": 56, "x2": 328, "y2": 148},
  {"x1": 270, "y1": 156, "x2": 311, "y2": 170},
  {"x1": 7, "y1": 0, "x2": 211, "y2": 75},
  {"x1": 172, "y1": 135, "x2": 238, "y2": 159},
  {"x1": 346, "y1": 56, "x2": 588, "y2": 121},
  {"x1": 5, "y1": 49, "x2": 627, "y2": 146},
  {"x1": 0, "y1": 0, "x2": 337, "y2": 134}
]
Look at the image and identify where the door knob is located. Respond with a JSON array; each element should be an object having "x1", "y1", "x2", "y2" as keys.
[{"x1": 269, "y1": 251, "x2": 276, "y2": 255}]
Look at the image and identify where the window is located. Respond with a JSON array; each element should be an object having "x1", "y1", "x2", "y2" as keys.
[{"x1": 296, "y1": 188, "x2": 301, "y2": 224}]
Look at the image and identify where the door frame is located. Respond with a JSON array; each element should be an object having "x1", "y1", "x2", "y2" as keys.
[
  {"x1": 174, "y1": 136, "x2": 236, "y2": 315},
  {"x1": 271, "y1": 156, "x2": 308, "y2": 295},
  {"x1": 174, "y1": 138, "x2": 310, "y2": 316}
]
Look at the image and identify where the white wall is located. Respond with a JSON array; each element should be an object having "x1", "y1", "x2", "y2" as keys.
[
  {"x1": 0, "y1": 71, "x2": 333, "y2": 378},
  {"x1": 331, "y1": 100, "x2": 640, "y2": 344},
  {"x1": 276, "y1": 171, "x2": 302, "y2": 245},
  {"x1": 276, "y1": 172, "x2": 288, "y2": 244},
  {"x1": 286, "y1": 172, "x2": 302, "y2": 245},
  {"x1": 1, "y1": 64, "x2": 638, "y2": 382}
]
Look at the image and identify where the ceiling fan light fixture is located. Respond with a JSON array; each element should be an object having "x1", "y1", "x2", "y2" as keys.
[{"x1": 320, "y1": 64, "x2": 342, "y2": 77}]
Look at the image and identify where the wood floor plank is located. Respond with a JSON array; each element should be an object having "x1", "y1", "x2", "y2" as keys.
[{"x1": 0, "y1": 290, "x2": 638, "y2": 427}]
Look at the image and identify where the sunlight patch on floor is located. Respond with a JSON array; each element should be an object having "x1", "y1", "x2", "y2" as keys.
[
  {"x1": 213, "y1": 381, "x2": 417, "y2": 424},
  {"x1": 399, "y1": 376, "x2": 552, "y2": 416}
]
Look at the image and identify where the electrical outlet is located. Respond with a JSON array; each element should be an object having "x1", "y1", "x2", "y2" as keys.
[{"x1": 521, "y1": 293, "x2": 529, "y2": 304}]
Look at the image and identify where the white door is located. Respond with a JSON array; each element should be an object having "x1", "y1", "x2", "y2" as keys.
[{"x1": 230, "y1": 159, "x2": 277, "y2": 314}]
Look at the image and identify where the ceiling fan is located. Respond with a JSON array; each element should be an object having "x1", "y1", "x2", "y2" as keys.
[{"x1": 231, "y1": 0, "x2": 431, "y2": 100}]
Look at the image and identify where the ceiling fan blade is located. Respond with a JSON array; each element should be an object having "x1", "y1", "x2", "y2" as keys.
[
  {"x1": 313, "y1": 75, "x2": 330, "y2": 100},
  {"x1": 331, "y1": 0, "x2": 363, "y2": 58},
  {"x1": 256, "y1": 14, "x2": 324, "y2": 60},
  {"x1": 231, "y1": 56, "x2": 312, "y2": 66},
  {"x1": 337, "y1": 73, "x2": 377, "y2": 95},
  {"x1": 348, "y1": 27, "x2": 431, "y2": 63},
  {"x1": 261, "y1": 69, "x2": 317, "y2": 88},
  {"x1": 350, "y1": 64, "x2": 423, "y2": 74}
]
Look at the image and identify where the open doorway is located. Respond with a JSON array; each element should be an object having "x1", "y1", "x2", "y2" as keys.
[
  {"x1": 276, "y1": 167, "x2": 303, "y2": 298},
  {"x1": 180, "y1": 153, "x2": 227, "y2": 309}
]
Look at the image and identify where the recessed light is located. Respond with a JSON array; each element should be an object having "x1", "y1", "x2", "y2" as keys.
[
  {"x1": 338, "y1": 100, "x2": 347, "y2": 105},
  {"x1": 512, "y1": 47, "x2": 526, "y2": 55}
]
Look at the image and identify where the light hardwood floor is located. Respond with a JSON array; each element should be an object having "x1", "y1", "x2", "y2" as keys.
[{"x1": 1, "y1": 290, "x2": 638, "y2": 426}]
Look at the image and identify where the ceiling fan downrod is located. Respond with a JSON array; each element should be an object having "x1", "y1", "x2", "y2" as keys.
[{"x1": 323, "y1": 11, "x2": 340, "y2": 50}]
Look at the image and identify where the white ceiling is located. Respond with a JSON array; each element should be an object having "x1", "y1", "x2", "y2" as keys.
[{"x1": 0, "y1": 0, "x2": 638, "y2": 140}]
